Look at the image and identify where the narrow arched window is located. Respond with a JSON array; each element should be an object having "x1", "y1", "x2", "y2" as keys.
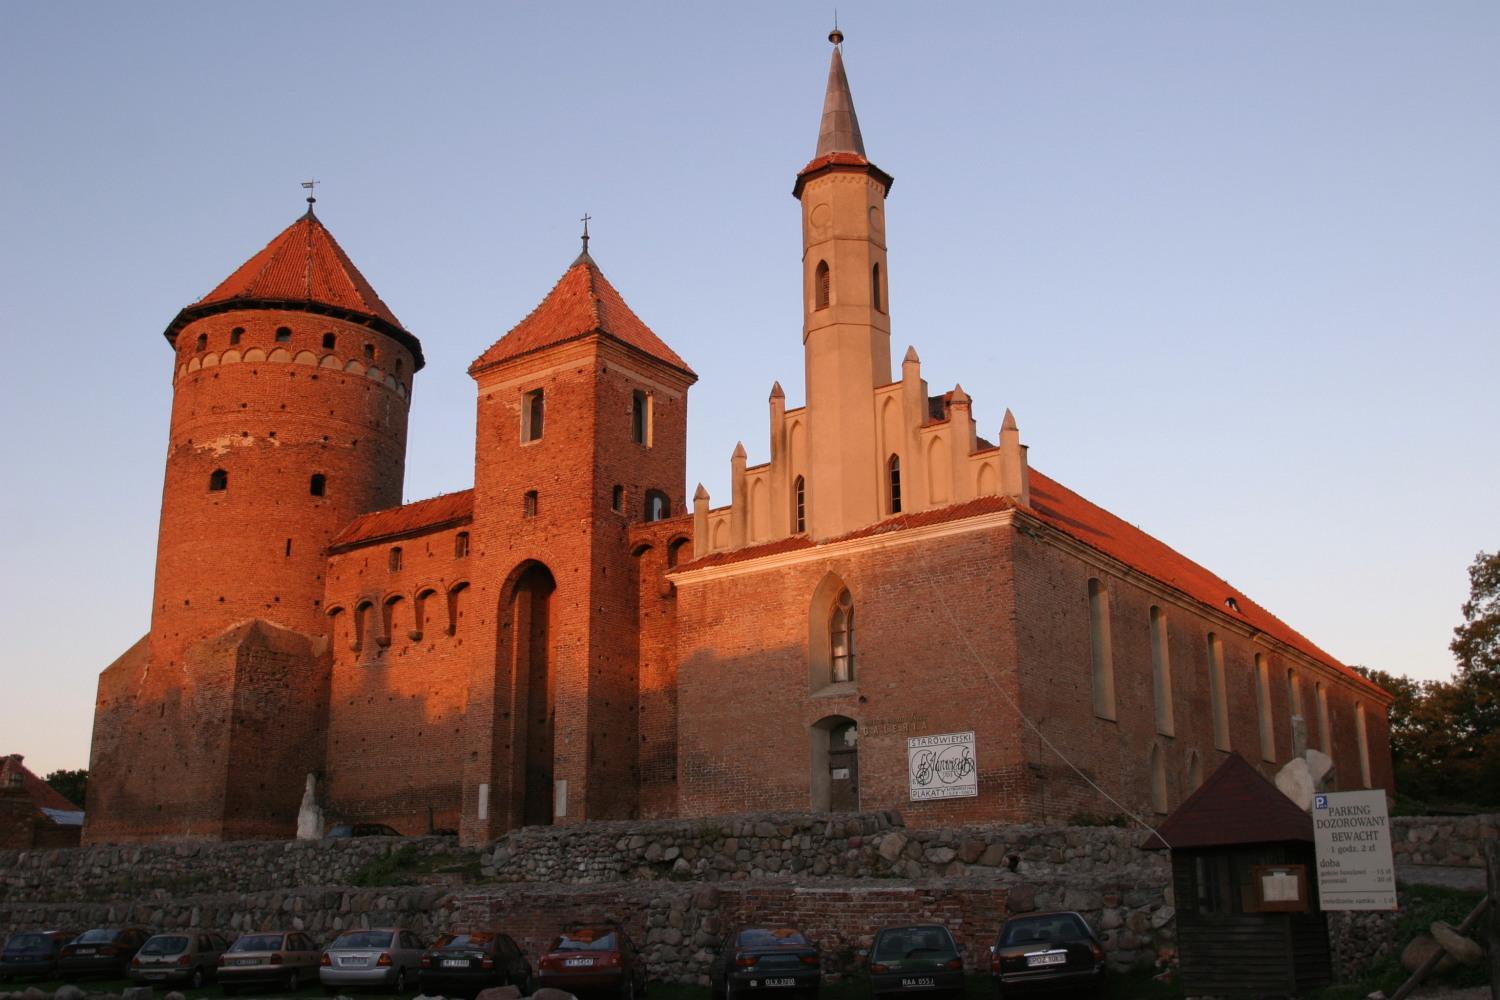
[
  {"x1": 887, "y1": 455, "x2": 902, "y2": 514},
  {"x1": 388, "y1": 547, "x2": 402, "y2": 572},
  {"x1": 523, "y1": 490, "x2": 539, "y2": 518},
  {"x1": 208, "y1": 468, "x2": 228, "y2": 492},
  {"x1": 645, "y1": 489, "x2": 670, "y2": 522},
  {"x1": 454, "y1": 531, "x2": 470, "y2": 558},
  {"x1": 195, "y1": 333, "x2": 207, "y2": 352},
  {"x1": 830, "y1": 588, "x2": 855, "y2": 683},
  {"x1": 229, "y1": 327, "x2": 243, "y2": 346},
  {"x1": 275, "y1": 326, "x2": 292, "y2": 343},
  {"x1": 793, "y1": 476, "x2": 806, "y2": 533},
  {"x1": 1150, "y1": 606, "x2": 1174, "y2": 736},
  {"x1": 612, "y1": 485, "x2": 624, "y2": 513},
  {"x1": 322, "y1": 332, "x2": 336, "y2": 350},
  {"x1": 631, "y1": 390, "x2": 651, "y2": 445},
  {"x1": 1088, "y1": 578, "x2": 1116, "y2": 720},
  {"x1": 309, "y1": 473, "x2": 326, "y2": 497},
  {"x1": 522, "y1": 388, "x2": 545, "y2": 442},
  {"x1": 814, "y1": 260, "x2": 830, "y2": 310},
  {"x1": 872, "y1": 262, "x2": 883, "y2": 313},
  {"x1": 1355, "y1": 703, "x2": 1372, "y2": 788},
  {"x1": 1207, "y1": 633, "x2": 1229, "y2": 750},
  {"x1": 1316, "y1": 681, "x2": 1332, "y2": 754},
  {"x1": 1255, "y1": 653, "x2": 1275, "y2": 762}
]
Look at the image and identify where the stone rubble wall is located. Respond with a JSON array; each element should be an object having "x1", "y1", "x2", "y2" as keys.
[{"x1": 1390, "y1": 814, "x2": 1499, "y2": 868}]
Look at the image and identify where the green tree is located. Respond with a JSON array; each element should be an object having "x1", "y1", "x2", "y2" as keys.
[
  {"x1": 44, "y1": 768, "x2": 87, "y2": 809},
  {"x1": 1448, "y1": 549, "x2": 1500, "y2": 800}
]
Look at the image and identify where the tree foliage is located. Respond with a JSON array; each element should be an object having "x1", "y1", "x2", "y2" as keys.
[
  {"x1": 44, "y1": 768, "x2": 87, "y2": 809},
  {"x1": 1362, "y1": 550, "x2": 1500, "y2": 811}
]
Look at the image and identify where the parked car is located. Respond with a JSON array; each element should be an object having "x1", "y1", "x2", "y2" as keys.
[
  {"x1": 217, "y1": 930, "x2": 321, "y2": 994},
  {"x1": 535, "y1": 924, "x2": 645, "y2": 999},
  {"x1": 868, "y1": 925, "x2": 964, "y2": 1000},
  {"x1": 989, "y1": 911, "x2": 1104, "y2": 997},
  {"x1": 710, "y1": 927, "x2": 822, "y2": 1000},
  {"x1": 57, "y1": 928, "x2": 151, "y2": 979},
  {"x1": 1, "y1": 930, "x2": 77, "y2": 981},
  {"x1": 320, "y1": 927, "x2": 427, "y2": 994},
  {"x1": 324, "y1": 823, "x2": 403, "y2": 838},
  {"x1": 418, "y1": 931, "x2": 531, "y2": 996},
  {"x1": 129, "y1": 931, "x2": 230, "y2": 990}
]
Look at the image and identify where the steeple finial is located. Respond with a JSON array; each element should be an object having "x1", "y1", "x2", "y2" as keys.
[
  {"x1": 829, "y1": 10, "x2": 843, "y2": 46},
  {"x1": 301, "y1": 179, "x2": 319, "y2": 216},
  {"x1": 815, "y1": 24, "x2": 864, "y2": 158},
  {"x1": 573, "y1": 212, "x2": 595, "y2": 267}
]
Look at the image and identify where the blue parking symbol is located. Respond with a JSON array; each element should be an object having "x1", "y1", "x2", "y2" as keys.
[{"x1": 1314, "y1": 795, "x2": 1328, "y2": 809}]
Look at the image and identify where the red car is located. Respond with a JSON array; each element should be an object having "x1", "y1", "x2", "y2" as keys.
[{"x1": 535, "y1": 925, "x2": 647, "y2": 999}]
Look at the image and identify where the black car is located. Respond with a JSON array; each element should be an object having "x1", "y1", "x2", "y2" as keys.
[
  {"x1": 2, "y1": 930, "x2": 77, "y2": 981},
  {"x1": 868, "y1": 925, "x2": 964, "y2": 1000},
  {"x1": 419, "y1": 931, "x2": 531, "y2": 996},
  {"x1": 324, "y1": 822, "x2": 403, "y2": 838},
  {"x1": 57, "y1": 927, "x2": 151, "y2": 979},
  {"x1": 711, "y1": 927, "x2": 822, "y2": 1000},
  {"x1": 990, "y1": 911, "x2": 1104, "y2": 997}
]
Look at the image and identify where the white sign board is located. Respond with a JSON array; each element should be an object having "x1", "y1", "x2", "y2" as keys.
[
  {"x1": 907, "y1": 731, "x2": 978, "y2": 800},
  {"x1": 1313, "y1": 789, "x2": 1396, "y2": 910}
]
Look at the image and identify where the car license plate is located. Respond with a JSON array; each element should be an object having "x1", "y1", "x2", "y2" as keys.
[
  {"x1": 1025, "y1": 952, "x2": 1067, "y2": 967},
  {"x1": 442, "y1": 959, "x2": 468, "y2": 967},
  {"x1": 565, "y1": 957, "x2": 594, "y2": 967},
  {"x1": 900, "y1": 977, "x2": 935, "y2": 988},
  {"x1": 234, "y1": 958, "x2": 259, "y2": 966},
  {"x1": 764, "y1": 978, "x2": 797, "y2": 987},
  {"x1": 77, "y1": 949, "x2": 96, "y2": 955},
  {"x1": 146, "y1": 972, "x2": 168, "y2": 979}
]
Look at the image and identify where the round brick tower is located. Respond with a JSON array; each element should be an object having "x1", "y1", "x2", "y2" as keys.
[{"x1": 150, "y1": 203, "x2": 423, "y2": 665}]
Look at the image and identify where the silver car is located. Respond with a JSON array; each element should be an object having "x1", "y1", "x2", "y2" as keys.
[{"x1": 319, "y1": 927, "x2": 427, "y2": 993}]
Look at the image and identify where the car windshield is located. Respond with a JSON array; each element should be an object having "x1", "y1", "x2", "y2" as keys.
[
  {"x1": 552, "y1": 930, "x2": 618, "y2": 952},
  {"x1": 737, "y1": 929, "x2": 809, "y2": 948},
  {"x1": 76, "y1": 930, "x2": 118, "y2": 945},
  {"x1": 435, "y1": 934, "x2": 493, "y2": 949},
  {"x1": 139, "y1": 936, "x2": 190, "y2": 956},
  {"x1": 6, "y1": 934, "x2": 50, "y2": 950},
  {"x1": 1001, "y1": 915, "x2": 1089, "y2": 946},
  {"x1": 229, "y1": 934, "x2": 284, "y2": 952},
  {"x1": 332, "y1": 931, "x2": 395, "y2": 949},
  {"x1": 873, "y1": 928, "x2": 954, "y2": 961}
]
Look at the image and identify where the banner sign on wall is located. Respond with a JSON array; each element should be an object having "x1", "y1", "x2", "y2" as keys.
[
  {"x1": 907, "y1": 731, "x2": 978, "y2": 800},
  {"x1": 1312, "y1": 789, "x2": 1397, "y2": 910}
]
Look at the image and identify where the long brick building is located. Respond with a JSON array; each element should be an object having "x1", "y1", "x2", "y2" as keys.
[{"x1": 86, "y1": 33, "x2": 1393, "y2": 845}]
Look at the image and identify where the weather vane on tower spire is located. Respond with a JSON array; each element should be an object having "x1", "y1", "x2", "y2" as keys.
[{"x1": 301, "y1": 179, "x2": 319, "y2": 213}]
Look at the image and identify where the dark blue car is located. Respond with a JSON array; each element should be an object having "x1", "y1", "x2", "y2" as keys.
[{"x1": 2, "y1": 930, "x2": 77, "y2": 981}]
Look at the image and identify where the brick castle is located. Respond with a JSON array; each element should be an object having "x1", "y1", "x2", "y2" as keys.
[{"x1": 85, "y1": 33, "x2": 1393, "y2": 845}]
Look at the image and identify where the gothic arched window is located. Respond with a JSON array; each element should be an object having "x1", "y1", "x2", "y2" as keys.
[
  {"x1": 793, "y1": 475, "x2": 807, "y2": 533},
  {"x1": 830, "y1": 588, "x2": 855, "y2": 683},
  {"x1": 814, "y1": 260, "x2": 830, "y2": 311},
  {"x1": 872, "y1": 262, "x2": 883, "y2": 313},
  {"x1": 887, "y1": 454, "x2": 902, "y2": 514}
]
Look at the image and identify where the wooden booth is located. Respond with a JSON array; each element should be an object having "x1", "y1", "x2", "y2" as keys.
[{"x1": 1143, "y1": 752, "x2": 1332, "y2": 997}]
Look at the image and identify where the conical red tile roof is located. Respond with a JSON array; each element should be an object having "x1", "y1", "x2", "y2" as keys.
[
  {"x1": 163, "y1": 209, "x2": 422, "y2": 368},
  {"x1": 471, "y1": 255, "x2": 694, "y2": 379}
]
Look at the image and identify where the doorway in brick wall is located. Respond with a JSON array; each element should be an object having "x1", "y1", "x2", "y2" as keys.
[
  {"x1": 811, "y1": 716, "x2": 859, "y2": 812},
  {"x1": 509, "y1": 562, "x2": 556, "y2": 827}
]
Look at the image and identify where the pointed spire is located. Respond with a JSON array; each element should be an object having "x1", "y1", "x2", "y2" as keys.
[
  {"x1": 903, "y1": 345, "x2": 920, "y2": 365},
  {"x1": 693, "y1": 483, "x2": 709, "y2": 502},
  {"x1": 815, "y1": 27, "x2": 866, "y2": 158},
  {"x1": 951, "y1": 383, "x2": 970, "y2": 405},
  {"x1": 769, "y1": 381, "x2": 785, "y2": 400},
  {"x1": 573, "y1": 212, "x2": 595, "y2": 267},
  {"x1": 1002, "y1": 408, "x2": 1018, "y2": 431},
  {"x1": 732, "y1": 441, "x2": 747, "y2": 461}
]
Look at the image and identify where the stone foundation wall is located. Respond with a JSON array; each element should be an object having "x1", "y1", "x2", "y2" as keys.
[{"x1": 1391, "y1": 814, "x2": 1499, "y2": 867}]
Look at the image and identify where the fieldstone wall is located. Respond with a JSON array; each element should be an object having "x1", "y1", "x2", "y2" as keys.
[
  {"x1": 1391, "y1": 814, "x2": 1499, "y2": 867},
  {"x1": 1328, "y1": 907, "x2": 1400, "y2": 982}
]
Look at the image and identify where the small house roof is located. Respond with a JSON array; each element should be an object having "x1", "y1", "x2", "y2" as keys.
[{"x1": 1142, "y1": 752, "x2": 1313, "y2": 850}]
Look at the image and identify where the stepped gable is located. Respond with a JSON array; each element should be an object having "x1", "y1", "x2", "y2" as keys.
[
  {"x1": 471, "y1": 255, "x2": 694, "y2": 378},
  {"x1": 329, "y1": 489, "x2": 474, "y2": 551},
  {"x1": 1142, "y1": 751, "x2": 1314, "y2": 850},
  {"x1": 1024, "y1": 470, "x2": 1383, "y2": 699},
  {"x1": 162, "y1": 208, "x2": 423, "y2": 369}
]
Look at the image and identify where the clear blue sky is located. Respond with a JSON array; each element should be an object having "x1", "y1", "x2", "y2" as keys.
[{"x1": 2, "y1": 3, "x2": 1496, "y2": 776}]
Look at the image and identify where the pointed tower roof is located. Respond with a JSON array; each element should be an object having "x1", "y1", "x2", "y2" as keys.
[
  {"x1": 163, "y1": 207, "x2": 422, "y2": 369},
  {"x1": 471, "y1": 254, "x2": 695, "y2": 380},
  {"x1": 816, "y1": 32, "x2": 865, "y2": 158},
  {"x1": 794, "y1": 29, "x2": 893, "y2": 199}
]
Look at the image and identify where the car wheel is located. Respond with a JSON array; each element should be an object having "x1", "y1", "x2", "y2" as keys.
[
  {"x1": 395, "y1": 967, "x2": 407, "y2": 992},
  {"x1": 190, "y1": 966, "x2": 206, "y2": 990},
  {"x1": 287, "y1": 969, "x2": 301, "y2": 992}
]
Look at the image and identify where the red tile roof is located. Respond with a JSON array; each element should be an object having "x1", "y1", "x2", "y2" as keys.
[
  {"x1": 1141, "y1": 752, "x2": 1313, "y2": 850},
  {"x1": 1023, "y1": 470, "x2": 1385, "y2": 700},
  {"x1": 792, "y1": 151, "x2": 894, "y2": 198},
  {"x1": 471, "y1": 256, "x2": 695, "y2": 379},
  {"x1": 0, "y1": 755, "x2": 80, "y2": 813},
  {"x1": 328, "y1": 489, "x2": 474, "y2": 551},
  {"x1": 163, "y1": 210, "x2": 422, "y2": 369}
]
